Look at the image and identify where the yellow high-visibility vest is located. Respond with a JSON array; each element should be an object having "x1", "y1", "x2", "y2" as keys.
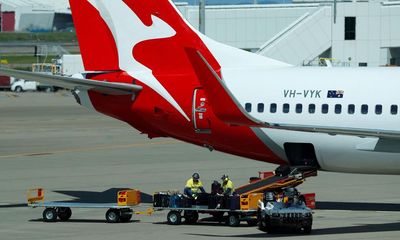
[
  {"x1": 222, "y1": 179, "x2": 234, "y2": 194},
  {"x1": 185, "y1": 178, "x2": 204, "y2": 194}
]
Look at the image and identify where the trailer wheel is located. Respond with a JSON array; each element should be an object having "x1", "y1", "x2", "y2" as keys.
[
  {"x1": 167, "y1": 211, "x2": 182, "y2": 225},
  {"x1": 43, "y1": 208, "x2": 57, "y2": 222},
  {"x1": 226, "y1": 213, "x2": 240, "y2": 227},
  {"x1": 119, "y1": 208, "x2": 132, "y2": 223},
  {"x1": 57, "y1": 207, "x2": 72, "y2": 221},
  {"x1": 106, "y1": 209, "x2": 120, "y2": 223},
  {"x1": 184, "y1": 211, "x2": 198, "y2": 224},
  {"x1": 120, "y1": 214, "x2": 132, "y2": 223}
]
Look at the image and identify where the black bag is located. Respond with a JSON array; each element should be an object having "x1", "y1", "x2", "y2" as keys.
[
  {"x1": 153, "y1": 193, "x2": 170, "y2": 207},
  {"x1": 182, "y1": 196, "x2": 192, "y2": 208},
  {"x1": 227, "y1": 195, "x2": 240, "y2": 210},
  {"x1": 211, "y1": 181, "x2": 222, "y2": 195},
  {"x1": 208, "y1": 195, "x2": 222, "y2": 209}
]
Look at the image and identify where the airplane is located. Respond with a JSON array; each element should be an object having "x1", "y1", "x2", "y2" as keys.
[{"x1": 1, "y1": 0, "x2": 400, "y2": 175}]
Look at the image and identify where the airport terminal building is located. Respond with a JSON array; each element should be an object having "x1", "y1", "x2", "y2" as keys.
[
  {"x1": 1, "y1": 0, "x2": 400, "y2": 67},
  {"x1": 0, "y1": 0, "x2": 72, "y2": 32},
  {"x1": 177, "y1": 0, "x2": 400, "y2": 67}
]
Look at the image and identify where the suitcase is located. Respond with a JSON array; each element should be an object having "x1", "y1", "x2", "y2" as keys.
[
  {"x1": 169, "y1": 194, "x2": 183, "y2": 208},
  {"x1": 182, "y1": 196, "x2": 192, "y2": 208},
  {"x1": 208, "y1": 195, "x2": 222, "y2": 209},
  {"x1": 228, "y1": 195, "x2": 240, "y2": 210},
  {"x1": 153, "y1": 192, "x2": 170, "y2": 207}
]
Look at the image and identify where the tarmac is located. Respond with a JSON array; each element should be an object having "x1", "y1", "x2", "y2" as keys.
[{"x1": 0, "y1": 91, "x2": 399, "y2": 240}]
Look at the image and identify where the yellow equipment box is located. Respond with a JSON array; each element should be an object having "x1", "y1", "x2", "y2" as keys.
[
  {"x1": 27, "y1": 188, "x2": 44, "y2": 204},
  {"x1": 240, "y1": 193, "x2": 263, "y2": 210},
  {"x1": 117, "y1": 189, "x2": 141, "y2": 206}
]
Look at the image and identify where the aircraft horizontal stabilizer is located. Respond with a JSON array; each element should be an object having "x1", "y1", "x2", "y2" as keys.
[{"x1": 0, "y1": 68, "x2": 142, "y2": 95}]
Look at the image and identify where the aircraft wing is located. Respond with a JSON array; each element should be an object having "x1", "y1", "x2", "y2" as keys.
[
  {"x1": 185, "y1": 49, "x2": 400, "y2": 140},
  {"x1": 0, "y1": 68, "x2": 142, "y2": 95}
]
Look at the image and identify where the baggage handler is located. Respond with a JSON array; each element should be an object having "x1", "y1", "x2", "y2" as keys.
[
  {"x1": 184, "y1": 173, "x2": 206, "y2": 199},
  {"x1": 221, "y1": 174, "x2": 235, "y2": 196}
]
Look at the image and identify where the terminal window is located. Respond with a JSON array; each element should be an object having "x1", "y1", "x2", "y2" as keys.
[{"x1": 345, "y1": 17, "x2": 356, "y2": 40}]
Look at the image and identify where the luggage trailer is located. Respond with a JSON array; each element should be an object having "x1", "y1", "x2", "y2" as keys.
[
  {"x1": 27, "y1": 188, "x2": 142, "y2": 223},
  {"x1": 154, "y1": 206, "x2": 258, "y2": 227},
  {"x1": 155, "y1": 167, "x2": 317, "y2": 227}
]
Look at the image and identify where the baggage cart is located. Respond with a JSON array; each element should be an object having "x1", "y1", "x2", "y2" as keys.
[{"x1": 27, "y1": 188, "x2": 142, "y2": 223}]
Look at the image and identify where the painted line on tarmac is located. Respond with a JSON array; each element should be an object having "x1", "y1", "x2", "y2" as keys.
[{"x1": 0, "y1": 140, "x2": 180, "y2": 159}]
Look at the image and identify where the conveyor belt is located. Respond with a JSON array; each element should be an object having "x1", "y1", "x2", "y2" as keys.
[{"x1": 236, "y1": 169, "x2": 317, "y2": 195}]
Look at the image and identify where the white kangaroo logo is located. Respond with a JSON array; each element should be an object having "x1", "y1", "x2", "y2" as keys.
[{"x1": 88, "y1": 0, "x2": 190, "y2": 121}]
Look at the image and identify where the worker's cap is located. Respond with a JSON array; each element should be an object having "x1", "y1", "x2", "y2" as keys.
[
  {"x1": 221, "y1": 174, "x2": 229, "y2": 180},
  {"x1": 192, "y1": 172, "x2": 200, "y2": 180}
]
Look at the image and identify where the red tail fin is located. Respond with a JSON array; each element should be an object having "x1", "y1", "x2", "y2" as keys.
[{"x1": 69, "y1": 0, "x2": 119, "y2": 71}]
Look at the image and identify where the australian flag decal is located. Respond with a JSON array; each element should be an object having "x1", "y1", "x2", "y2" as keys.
[{"x1": 327, "y1": 90, "x2": 344, "y2": 98}]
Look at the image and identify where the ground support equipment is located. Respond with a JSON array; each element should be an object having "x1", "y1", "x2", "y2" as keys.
[{"x1": 27, "y1": 188, "x2": 141, "y2": 223}]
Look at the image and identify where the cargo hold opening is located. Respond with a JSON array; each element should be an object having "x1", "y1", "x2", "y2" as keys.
[{"x1": 284, "y1": 143, "x2": 320, "y2": 168}]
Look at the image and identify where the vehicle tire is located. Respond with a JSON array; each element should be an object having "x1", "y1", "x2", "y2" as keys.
[
  {"x1": 303, "y1": 224, "x2": 312, "y2": 234},
  {"x1": 258, "y1": 218, "x2": 268, "y2": 232},
  {"x1": 43, "y1": 208, "x2": 57, "y2": 222},
  {"x1": 57, "y1": 207, "x2": 72, "y2": 221},
  {"x1": 226, "y1": 213, "x2": 240, "y2": 227},
  {"x1": 167, "y1": 211, "x2": 182, "y2": 225},
  {"x1": 184, "y1": 211, "x2": 199, "y2": 224},
  {"x1": 14, "y1": 86, "x2": 23, "y2": 93},
  {"x1": 120, "y1": 214, "x2": 132, "y2": 223},
  {"x1": 106, "y1": 209, "x2": 120, "y2": 223},
  {"x1": 45, "y1": 87, "x2": 54, "y2": 93},
  {"x1": 246, "y1": 219, "x2": 258, "y2": 226}
]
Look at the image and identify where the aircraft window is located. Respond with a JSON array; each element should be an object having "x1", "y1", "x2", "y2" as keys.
[
  {"x1": 348, "y1": 104, "x2": 355, "y2": 114},
  {"x1": 245, "y1": 103, "x2": 252, "y2": 112},
  {"x1": 270, "y1": 103, "x2": 277, "y2": 113},
  {"x1": 296, "y1": 104, "x2": 302, "y2": 113},
  {"x1": 335, "y1": 104, "x2": 342, "y2": 114},
  {"x1": 308, "y1": 104, "x2": 315, "y2": 114},
  {"x1": 391, "y1": 105, "x2": 398, "y2": 115},
  {"x1": 361, "y1": 104, "x2": 368, "y2": 114},
  {"x1": 257, "y1": 103, "x2": 264, "y2": 113},
  {"x1": 322, "y1": 104, "x2": 329, "y2": 114},
  {"x1": 375, "y1": 105, "x2": 382, "y2": 115},
  {"x1": 283, "y1": 103, "x2": 290, "y2": 113}
]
